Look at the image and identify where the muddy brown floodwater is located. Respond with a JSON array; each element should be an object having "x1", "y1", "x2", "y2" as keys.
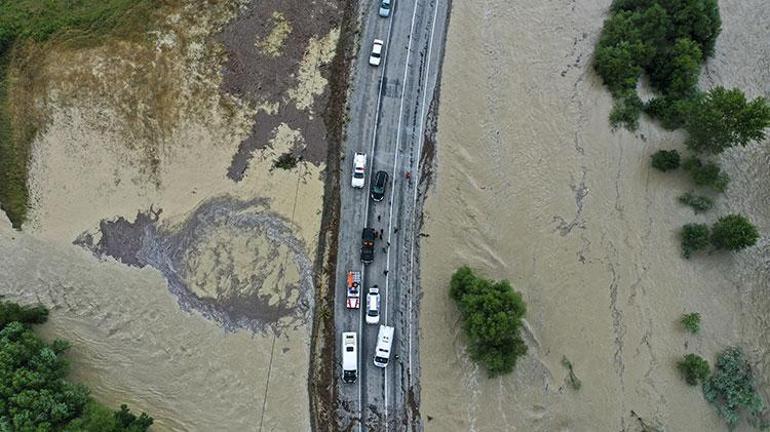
[
  {"x1": 419, "y1": 0, "x2": 770, "y2": 431},
  {"x1": 0, "y1": 0, "x2": 347, "y2": 430}
]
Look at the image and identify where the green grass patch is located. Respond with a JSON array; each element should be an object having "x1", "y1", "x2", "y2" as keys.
[{"x1": 0, "y1": 0, "x2": 172, "y2": 228}]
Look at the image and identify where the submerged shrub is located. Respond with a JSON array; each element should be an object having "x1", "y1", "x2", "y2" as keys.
[
  {"x1": 710, "y1": 214, "x2": 759, "y2": 251},
  {"x1": 680, "y1": 223, "x2": 710, "y2": 259},
  {"x1": 650, "y1": 149, "x2": 680, "y2": 171},
  {"x1": 678, "y1": 353, "x2": 710, "y2": 385},
  {"x1": 678, "y1": 192, "x2": 713, "y2": 213},
  {"x1": 680, "y1": 312, "x2": 701, "y2": 333},
  {"x1": 703, "y1": 347, "x2": 765, "y2": 427},
  {"x1": 645, "y1": 95, "x2": 693, "y2": 130},
  {"x1": 609, "y1": 91, "x2": 644, "y2": 130},
  {"x1": 682, "y1": 157, "x2": 729, "y2": 192},
  {"x1": 274, "y1": 152, "x2": 299, "y2": 170}
]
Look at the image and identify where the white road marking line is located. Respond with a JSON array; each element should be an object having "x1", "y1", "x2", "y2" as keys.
[
  {"x1": 383, "y1": 0, "x2": 422, "y2": 430},
  {"x1": 408, "y1": 0, "x2": 441, "y2": 399}
]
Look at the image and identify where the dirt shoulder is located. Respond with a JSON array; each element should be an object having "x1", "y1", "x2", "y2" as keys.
[{"x1": 308, "y1": 0, "x2": 359, "y2": 430}]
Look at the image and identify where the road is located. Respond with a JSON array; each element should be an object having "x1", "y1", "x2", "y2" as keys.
[{"x1": 333, "y1": 0, "x2": 449, "y2": 430}]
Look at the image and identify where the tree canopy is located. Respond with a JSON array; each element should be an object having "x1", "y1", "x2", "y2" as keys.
[
  {"x1": 0, "y1": 302, "x2": 153, "y2": 432},
  {"x1": 594, "y1": 0, "x2": 721, "y2": 129},
  {"x1": 450, "y1": 266, "x2": 528, "y2": 377},
  {"x1": 685, "y1": 87, "x2": 770, "y2": 154},
  {"x1": 703, "y1": 347, "x2": 765, "y2": 427},
  {"x1": 710, "y1": 214, "x2": 759, "y2": 251}
]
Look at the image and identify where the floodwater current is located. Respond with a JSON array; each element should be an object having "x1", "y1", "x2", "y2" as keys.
[{"x1": 418, "y1": 0, "x2": 770, "y2": 430}]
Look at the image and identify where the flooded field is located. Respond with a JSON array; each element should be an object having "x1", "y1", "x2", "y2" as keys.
[
  {"x1": 0, "y1": 0, "x2": 345, "y2": 430},
  {"x1": 419, "y1": 0, "x2": 770, "y2": 431}
]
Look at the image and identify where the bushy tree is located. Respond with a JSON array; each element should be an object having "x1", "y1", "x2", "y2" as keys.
[
  {"x1": 710, "y1": 214, "x2": 759, "y2": 251},
  {"x1": 594, "y1": 0, "x2": 721, "y2": 130},
  {"x1": 665, "y1": 0, "x2": 721, "y2": 57},
  {"x1": 685, "y1": 87, "x2": 770, "y2": 154},
  {"x1": 0, "y1": 300, "x2": 49, "y2": 329},
  {"x1": 650, "y1": 149, "x2": 680, "y2": 171},
  {"x1": 450, "y1": 266, "x2": 528, "y2": 377},
  {"x1": 682, "y1": 157, "x2": 729, "y2": 192},
  {"x1": 680, "y1": 312, "x2": 701, "y2": 333},
  {"x1": 703, "y1": 347, "x2": 765, "y2": 427},
  {"x1": 0, "y1": 322, "x2": 90, "y2": 430},
  {"x1": 609, "y1": 91, "x2": 644, "y2": 130},
  {"x1": 650, "y1": 38, "x2": 702, "y2": 97},
  {"x1": 644, "y1": 95, "x2": 694, "y2": 130},
  {"x1": 0, "y1": 303, "x2": 153, "y2": 432},
  {"x1": 678, "y1": 353, "x2": 710, "y2": 385},
  {"x1": 678, "y1": 192, "x2": 713, "y2": 213},
  {"x1": 681, "y1": 223, "x2": 710, "y2": 258}
]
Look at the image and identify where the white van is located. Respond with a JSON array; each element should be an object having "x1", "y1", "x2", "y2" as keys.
[
  {"x1": 342, "y1": 332, "x2": 358, "y2": 383},
  {"x1": 373, "y1": 325, "x2": 394, "y2": 368}
]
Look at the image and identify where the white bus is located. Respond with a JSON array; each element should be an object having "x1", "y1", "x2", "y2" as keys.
[
  {"x1": 342, "y1": 332, "x2": 358, "y2": 383},
  {"x1": 373, "y1": 325, "x2": 394, "y2": 368}
]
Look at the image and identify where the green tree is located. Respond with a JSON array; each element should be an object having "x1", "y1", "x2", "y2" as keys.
[
  {"x1": 650, "y1": 149, "x2": 680, "y2": 171},
  {"x1": 685, "y1": 87, "x2": 770, "y2": 154},
  {"x1": 450, "y1": 266, "x2": 528, "y2": 377},
  {"x1": 682, "y1": 157, "x2": 729, "y2": 192},
  {"x1": 0, "y1": 302, "x2": 154, "y2": 432},
  {"x1": 0, "y1": 322, "x2": 91, "y2": 430},
  {"x1": 681, "y1": 223, "x2": 710, "y2": 258},
  {"x1": 644, "y1": 94, "x2": 695, "y2": 130},
  {"x1": 609, "y1": 91, "x2": 644, "y2": 130},
  {"x1": 665, "y1": 0, "x2": 721, "y2": 57},
  {"x1": 703, "y1": 347, "x2": 765, "y2": 427},
  {"x1": 680, "y1": 312, "x2": 701, "y2": 333},
  {"x1": 710, "y1": 214, "x2": 759, "y2": 251},
  {"x1": 0, "y1": 300, "x2": 49, "y2": 329},
  {"x1": 677, "y1": 353, "x2": 710, "y2": 385},
  {"x1": 650, "y1": 38, "x2": 702, "y2": 97}
]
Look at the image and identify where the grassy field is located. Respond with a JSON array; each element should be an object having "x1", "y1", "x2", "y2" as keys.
[{"x1": 0, "y1": 0, "x2": 171, "y2": 228}]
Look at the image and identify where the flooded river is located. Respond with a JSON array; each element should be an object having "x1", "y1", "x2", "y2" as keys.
[{"x1": 419, "y1": 0, "x2": 770, "y2": 430}]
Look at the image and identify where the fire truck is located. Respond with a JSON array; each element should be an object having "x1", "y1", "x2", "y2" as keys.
[{"x1": 346, "y1": 271, "x2": 362, "y2": 309}]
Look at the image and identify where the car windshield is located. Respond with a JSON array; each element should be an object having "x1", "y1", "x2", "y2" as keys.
[
  {"x1": 381, "y1": 3, "x2": 389, "y2": 8},
  {"x1": 354, "y1": 172, "x2": 364, "y2": 178}
]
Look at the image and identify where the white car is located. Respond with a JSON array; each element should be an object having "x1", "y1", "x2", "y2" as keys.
[
  {"x1": 379, "y1": 0, "x2": 392, "y2": 17},
  {"x1": 351, "y1": 152, "x2": 366, "y2": 188},
  {"x1": 369, "y1": 39, "x2": 384, "y2": 66},
  {"x1": 366, "y1": 287, "x2": 381, "y2": 324}
]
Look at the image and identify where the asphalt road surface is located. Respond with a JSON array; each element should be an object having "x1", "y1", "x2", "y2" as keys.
[{"x1": 333, "y1": 0, "x2": 450, "y2": 430}]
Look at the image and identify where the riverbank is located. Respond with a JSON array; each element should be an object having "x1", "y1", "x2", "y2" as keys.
[{"x1": 418, "y1": 0, "x2": 769, "y2": 430}]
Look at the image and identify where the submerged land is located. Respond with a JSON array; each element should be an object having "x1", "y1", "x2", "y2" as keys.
[
  {"x1": 0, "y1": 0, "x2": 350, "y2": 430},
  {"x1": 419, "y1": 0, "x2": 769, "y2": 430}
]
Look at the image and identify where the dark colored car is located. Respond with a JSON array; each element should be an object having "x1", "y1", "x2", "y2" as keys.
[
  {"x1": 370, "y1": 170, "x2": 389, "y2": 202},
  {"x1": 361, "y1": 228, "x2": 375, "y2": 264}
]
